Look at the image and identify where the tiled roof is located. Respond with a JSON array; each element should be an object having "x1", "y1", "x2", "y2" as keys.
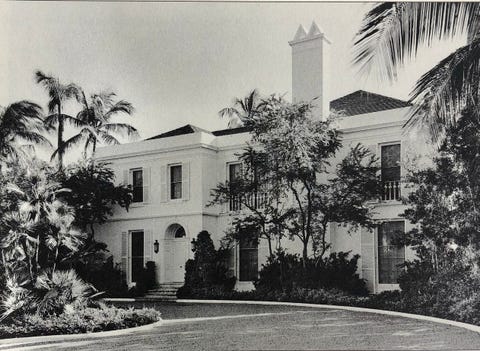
[
  {"x1": 212, "y1": 126, "x2": 252, "y2": 136},
  {"x1": 330, "y1": 90, "x2": 411, "y2": 117}
]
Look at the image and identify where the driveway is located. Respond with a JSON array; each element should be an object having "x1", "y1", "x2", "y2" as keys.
[{"x1": 3, "y1": 302, "x2": 480, "y2": 350}]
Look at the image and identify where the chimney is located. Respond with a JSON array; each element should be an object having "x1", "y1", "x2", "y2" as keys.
[{"x1": 289, "y1": 21, "x2": 331, "y2": 121}]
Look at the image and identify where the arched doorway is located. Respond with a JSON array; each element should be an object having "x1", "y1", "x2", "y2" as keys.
[{"x1": 164, "y1": 223, "x2": 189, "y2": 282}]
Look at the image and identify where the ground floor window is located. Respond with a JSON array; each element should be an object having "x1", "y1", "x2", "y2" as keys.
[
  {"x1": 131, "y1": 230, "x2": 144, "y2": 283},
  {"x1": 378, "y1": 221, "x2": 405, "y2": 284},
  {"x1": 239, "y1": 236, "x2": 258, "y2": 281}
]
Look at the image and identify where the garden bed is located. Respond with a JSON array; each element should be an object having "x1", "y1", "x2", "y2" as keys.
[{"x1": 0, "y1": 305, "x2": 161, "y2": 339}]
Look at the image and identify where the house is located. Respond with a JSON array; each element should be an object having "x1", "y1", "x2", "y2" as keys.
[{"x1": 94, "y1": 22, "x2": 431, "y2": 294}]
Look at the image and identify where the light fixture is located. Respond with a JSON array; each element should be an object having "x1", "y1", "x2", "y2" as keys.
[{"x1": 153, "y1": 240, "x2": 159, "y2": 254}]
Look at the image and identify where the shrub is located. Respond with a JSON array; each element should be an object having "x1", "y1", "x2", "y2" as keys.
[
  {"x1": 178, "y1": 231, "x2": 236, "y2": 298},
  {"x1": 255, "y1": 250, "x2": 368, "y2": 296},
  {"x1": 0, "y1": 304, "x2": 161, "y2": 338}
]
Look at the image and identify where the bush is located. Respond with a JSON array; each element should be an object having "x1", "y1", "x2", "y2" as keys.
[
  {"x1": 255, "y1": 250, "x2": 368, "y2": 296},
  {"x1": 178, "y1": 231, "x2": 236, "y2": 298},
  {"x1": 0, "y1": 304, "x2": 161, "y2": 338}
]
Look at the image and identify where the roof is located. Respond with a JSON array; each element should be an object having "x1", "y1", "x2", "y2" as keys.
[
  {"x1": 147, "y1": 91, "x2": 411, "y2": 140},
  {"x1": 147, "y1": 124, "x2": 250, "y2": 141},
  {"x1": 330, "y1": 90, "x2": 411, "y2": 117}
]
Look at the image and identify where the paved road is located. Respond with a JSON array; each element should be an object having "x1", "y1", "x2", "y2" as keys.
[{"x1": 4, "y1": 303, "x2": 480, "y2": 350}]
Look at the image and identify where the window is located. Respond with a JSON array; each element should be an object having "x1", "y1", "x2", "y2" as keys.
[
  {"x1": 174, "y1": 226, "x2": 186, "y2": 238},
  {"x1": 132, "y1": 169, "x2": 143, "y2": 203},
  {"x1": 229, "y1": 163, "x2": 242, "y2": 211},
  {"x1": 378, "y1": 221, "x2": 405, "y2": 284},
  {"x1": 381, "y1": 144, "x2": 401, "y2": 200},
  {"x1": 170, "y1": 165, "x2": 182, "y2": 199},
  {"x1": 239, "y1": 235, "x2": 258, "y2": 281},
  {"x1": 130, "y1": 230, "x2": 144, "y2": 283}
]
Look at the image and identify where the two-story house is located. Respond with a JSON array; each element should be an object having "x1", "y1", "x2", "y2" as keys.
[{"x1": 94, "y1": 22, "x2": 431, "y2": 294}]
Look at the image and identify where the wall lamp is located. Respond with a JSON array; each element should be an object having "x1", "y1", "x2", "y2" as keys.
[{"x1": 153, "y1": 240, "x2": 159, "y2": 254}]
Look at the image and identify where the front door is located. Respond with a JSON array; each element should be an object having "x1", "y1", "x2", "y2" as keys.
[
  {"x1": 130, "y1": 231, "x2": 144, "y2": 283},
  {"x1": 164, "y1": 239, "x2": 188, "y2": 282}
]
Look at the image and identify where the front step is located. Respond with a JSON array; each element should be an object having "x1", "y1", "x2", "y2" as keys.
[{"x1": 143, "y1": 282, "x2": 183, "y2": 301}]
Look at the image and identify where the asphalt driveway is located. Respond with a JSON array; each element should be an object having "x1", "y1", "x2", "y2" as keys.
[{"x1": 3, "y1": 302, "x2": 480, "y2": 350}]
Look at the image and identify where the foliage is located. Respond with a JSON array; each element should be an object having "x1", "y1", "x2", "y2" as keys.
[
  {"x1": 0, "y1": 100, "x2": 49, "y2": 163},
  {"x1": 255, "y1": 250, "x2": 368, "y2": 296},
  {"x1": 353, "y1": 3, "x2": 480, "y2": 141},
  {"x1": 66, "y1": 91, "x2": 138, "y2": 158},
  {"x1": 211, "y1": 95, "x2": 381, "y2": 262},
  {"x1": 0, "y1": 304, "x2": 161, "y2": 338},
  {"x1": 35, "y1": 70, "x2": 82, "y2": 170},
  {"x1": 58, "y1": 160, "x2": 132, "y2": 238},
  {"x1": 177, "y1": 231, "x2": 235, "y2": 298},
  {"x1": 218, "y1": 89, "x2": 265, "y2": 128}
]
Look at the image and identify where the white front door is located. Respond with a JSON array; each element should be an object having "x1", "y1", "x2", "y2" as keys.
[{"x1": 164, "y1": 239, "x2": 188, "y2": 282}]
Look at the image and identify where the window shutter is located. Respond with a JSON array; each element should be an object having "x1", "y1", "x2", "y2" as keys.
[
  {"x1": 160, "y1": 165, "x2": 167, "y2": 202},
  {"x1": 123, "y1": 170, "x2": 129, "y2": 186},
  {"x1": 144, "y1": 229, "x2": 152, "y2": 264},
  {"x1": 121, "y1": 231, "x2": 129, "y2": 283},
  {"x1": 143, "y1": 167, "x2": 151, "y2": 203},
  {"x1": 182, "y1": 162, "x2": 190, "y2": 201},
  {"x1": 361, "y1": 227, "x2": 376, "y2": 293}
]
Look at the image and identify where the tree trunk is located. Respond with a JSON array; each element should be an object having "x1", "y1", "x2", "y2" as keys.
[{"x1": 57, "y1": 104, "x2": 64, "y2": 171}]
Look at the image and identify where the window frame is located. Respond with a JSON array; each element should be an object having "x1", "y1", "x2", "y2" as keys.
[
  {"x1": 130, "y1": 168, "x2": 144, "y2": 203},
  {"x1": 379, "y1": 141, "x2": 402, "y2": 201},
  {"x1": 376, "y1": 220, "x2": 406, "y2": 288},
  {"x1": 227, "y1": 162, "x2": 243, "y2": 212},
  {"x1": 168, "y1": 163, "x2": 183, "y2": 200}
]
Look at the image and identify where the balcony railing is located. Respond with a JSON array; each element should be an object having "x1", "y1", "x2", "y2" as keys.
[
  {"x1": 229, "y1": 192, "x2": 268, "y2": 211},
  {"x1": 382, "y1": 180, "x2": 400, "y2": 201}
]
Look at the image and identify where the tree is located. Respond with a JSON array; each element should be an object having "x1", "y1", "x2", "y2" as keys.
[
  {"x1": 35, "y1": 70, "x2": 82, "y2": 170},
  {"x1": 59, "y1": 160, "x2": 132, "y2": 239},
  {"x1": 65, "y1": 91, "x2": 138, "y2": 158},
  {"x1": 353, "y1": 3, "x2": 480, "y2": 141},
  {"x1": 0, "y1": 101, "x2": 49, "y2": 164},
  {"x1": 402, "y1": 106, "x2": 480, "y2": 271},
  {"x1": 218, "y1": 89, "x2": 265, "y2": 128},
  {"x1": 211, "y1": 95, "x2": 381, "y2": 264}
]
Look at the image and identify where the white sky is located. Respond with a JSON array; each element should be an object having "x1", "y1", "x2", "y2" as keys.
[{"x1": 0, "y1": 1, "x2": 466, "y2": 163}]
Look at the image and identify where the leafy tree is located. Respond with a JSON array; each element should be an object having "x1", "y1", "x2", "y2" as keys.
[
  {"x1": 218, "y1": 89, "x2": 265, "y2": 128},
  {"x1": 211, "y1": 95, "x2": 381, "y2": 264},
  {"x1": 35, "y1": 70, "x2": 82, "y2": 170},
  {"x1": 0, "y1": 101, "x2": 49, "y2": 164},
  {"x1": 402, "y1": 106, "x2": 480, "y2": 271},
  {"x1": 59, "y1": 160, "x2": 132, "y2": 239},
  {"x1": 66, "y1": 91, "x2": 138, "y2": 158},
  {"x1": 353, "y1": 3, "x2": 480, "y2": 141}
]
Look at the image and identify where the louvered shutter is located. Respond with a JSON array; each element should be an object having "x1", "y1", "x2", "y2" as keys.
[
  {"x1": 121, "y1": 231, "x2": 129, "y2": 283},
  {"x1": 144, "y1": 229, "x2": 152, "y2": 264},
  {"x1": 160, "y1": 165, "x2": 167, "y2": 202},
  {"x1": 143, "y1": 167, "x2": 151, "y2": 203},
  {"x1": 182, "y1": 162, "x2": 190, "y2": 201},
  {"x1": 361, "y1": 227, "x2": 376, "y2": 293}
]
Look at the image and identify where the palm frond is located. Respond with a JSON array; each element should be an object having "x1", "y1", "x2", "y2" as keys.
[
  {"x1": 353, "y1": 2, "x2": 478, "y2": 80},
  {"x1": 103, "y1": 100, "x2": 134, "y2": 120},
  {"x1": 98, "y1": 131, "x2": 120, "y2": 145},
  {"x1": 101, "y1": 123, "x2": 139, "y2": 138},
  {"x1": 405, "y1": 38, "x2": 480, "y2": 141}
]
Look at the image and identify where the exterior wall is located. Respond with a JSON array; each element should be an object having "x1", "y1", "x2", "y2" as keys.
[{"x1": 94, "y1": 104, "x2": 434, "y2": 293}]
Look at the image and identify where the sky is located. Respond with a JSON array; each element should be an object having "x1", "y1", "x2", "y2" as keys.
[{"x1": 0, "y1": 1, "x2": 466, "y2": 163}]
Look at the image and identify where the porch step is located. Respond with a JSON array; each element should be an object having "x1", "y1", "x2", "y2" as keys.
[{"x1": 143, "y1": 282, "x2": 183, "y2": 301}]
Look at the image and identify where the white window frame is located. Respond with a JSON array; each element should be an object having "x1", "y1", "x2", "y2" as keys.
[
  {"x1": 168, "y1": 163, "x2": 183, "y2": 201},
  {"x1": 130, "y1": 168, "x2": 144, "y2": 204},
  {"x1": 375, "y1": 219, "x2": 406, "y2": 292},
  {"x1": 379, "y1": 141, "x2": 402, "y2": 202}
]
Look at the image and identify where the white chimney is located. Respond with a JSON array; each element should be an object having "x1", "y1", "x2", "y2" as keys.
[{"x1": 289, "y1": 21, "x2": 331, "y2": 121}]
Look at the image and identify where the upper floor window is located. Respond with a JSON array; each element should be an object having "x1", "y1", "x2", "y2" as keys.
[
  {"x1": 132, "y1": 169, "x2": 143, "y2": 203},
  {"x1": 229, "y1": 163, "x2": 242, "y2": 211},
  {"x1": 170, "y1": 164, "x2": 182, "y2": 200},
  {"x1": 381, "y1": 144, "x2": 400, "y2": 201}
]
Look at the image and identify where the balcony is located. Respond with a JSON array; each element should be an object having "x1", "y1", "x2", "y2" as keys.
[
  {"x1": 382, "y1": 180, "x2": 400, "y2": 201},
  {"x1": 229, "y1": 192, "x2": 268, "y2": 211}
]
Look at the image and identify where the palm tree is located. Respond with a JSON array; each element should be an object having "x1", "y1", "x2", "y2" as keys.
[
  {"x1": 219, "y1": 89, "x2": 265, "y2": 128},
  {"x1": 0, "y1": 101, "x2": 49, "y2": 164},
  {"x1": 63, "y1": 91, "x2": 138, "y2": 158},
  {"x1": 353, "y1": 3, "x2": 480, "y2": 141},
  {"x1": 35, "y1": 70, "x2": 82, "y2": 170}
]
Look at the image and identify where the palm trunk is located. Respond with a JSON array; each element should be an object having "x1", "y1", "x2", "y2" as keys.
[{"x1": 57, "y1": 104, "x2": 64, "y2": 171}]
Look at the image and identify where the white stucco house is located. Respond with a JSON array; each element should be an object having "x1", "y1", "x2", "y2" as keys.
[{"x1": 94, "y1": 22, "x2": 430, "y2": 294}]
